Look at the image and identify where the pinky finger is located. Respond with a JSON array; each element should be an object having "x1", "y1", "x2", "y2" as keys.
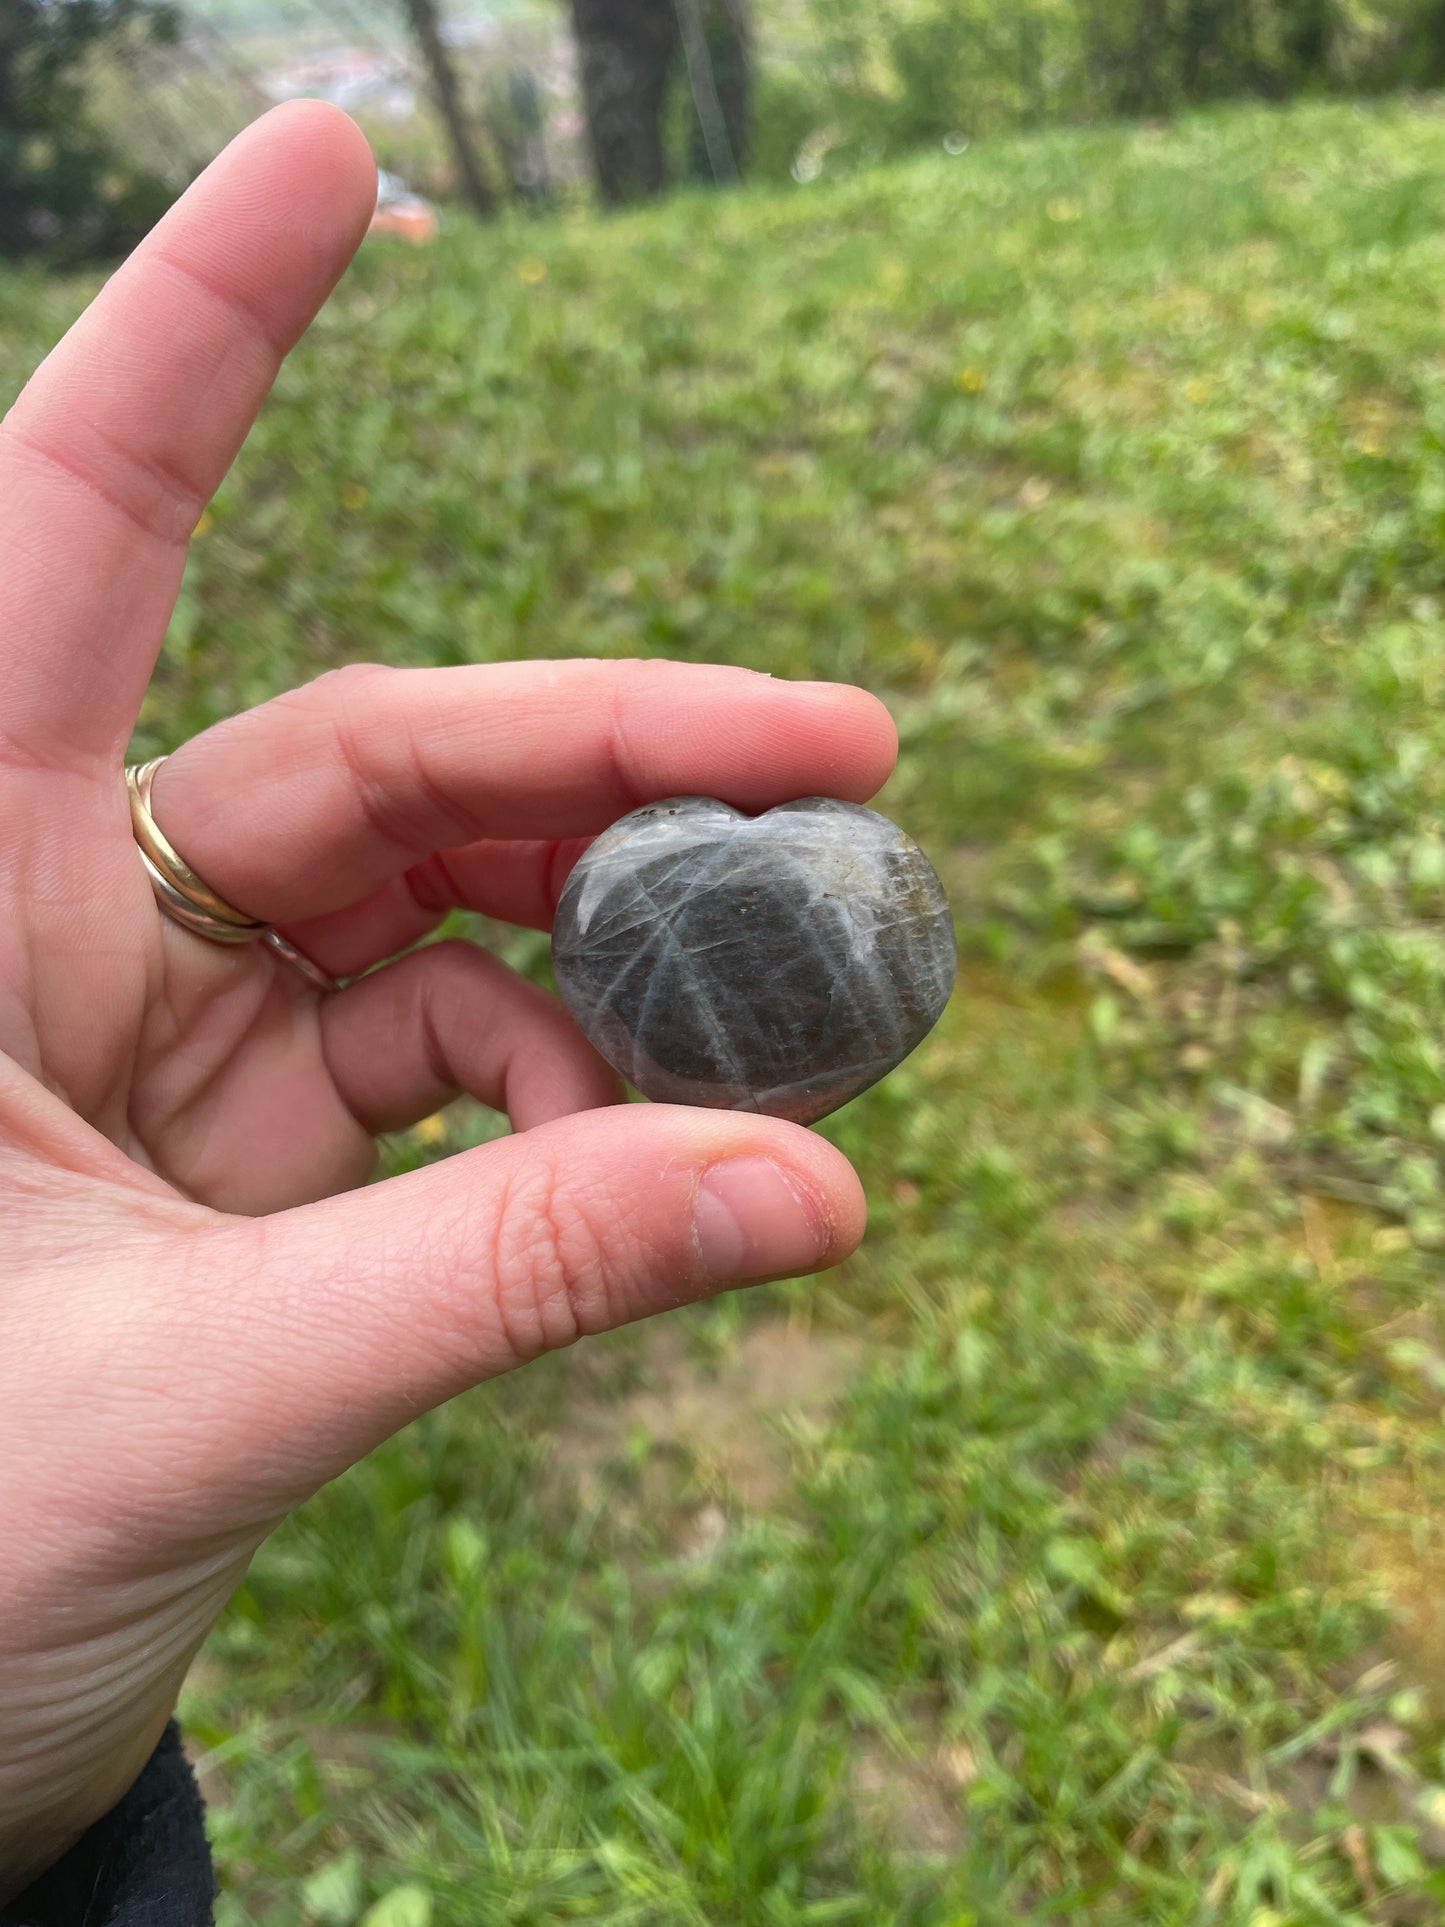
[{"x1": 319, "y1": 939, "x2": 621, "y2": 1136}]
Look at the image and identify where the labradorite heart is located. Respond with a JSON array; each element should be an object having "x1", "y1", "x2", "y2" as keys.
[{"x1": 551, "y1": 796, "x2": 957, "y2": 1125}]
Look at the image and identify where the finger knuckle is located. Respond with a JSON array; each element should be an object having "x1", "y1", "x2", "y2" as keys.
[
  {"x1": 305, "y1": 661, "x2": 392, "y2": 701},
  {"x1": 485, "y1": 1157, "x2": 633, "y2": 1365}
]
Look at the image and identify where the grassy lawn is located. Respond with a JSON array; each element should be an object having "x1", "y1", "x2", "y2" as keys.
[{"x1": 7, "y1": 93, "x2": 1445, "y2": 1923}]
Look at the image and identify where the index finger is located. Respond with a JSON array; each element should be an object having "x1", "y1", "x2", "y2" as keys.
[
  {"x1": 0, "y1": 103, "x2": 375, "y2": 769},
  {"x1": 150, "y1": 658, "x2": 900, "y2": 924}
]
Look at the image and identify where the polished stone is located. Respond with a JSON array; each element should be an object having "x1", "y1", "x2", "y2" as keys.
[{"x1": 552, "y1": 796, "x2": 957, "y2": 1124}]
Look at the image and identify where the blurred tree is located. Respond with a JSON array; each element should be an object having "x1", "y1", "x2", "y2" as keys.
[
  {"x1": 570, "y1": 0, "x2": 751, "y2": 203},
  {"x1": 741, "y1": 0, "x2": 1414, "y2": 184},
  {"x1": 1403, "y1": 0, "x2": 1445, "y2": 82},
  {"x1": 679, "y1": 0, "x2": 750, "y2": 181},
  {"x1": 0, "y1": 0, "x2": 176, "y2": 259},
  {"x1": 399, "y1": 0, "x2": 495, "y2": 216},
  {"x1": 1120, "y1": 0, "x2": 1168, "y2": 112},
  {"x1": 1281, "y1": 0, "x2": 1335, "y2": 76},
  {"x1": 479, "y1": 63, "x2": 554, "y2": 207},
  {"x1": 570, "y1": 0, "x2": 678, "y2": 201}
]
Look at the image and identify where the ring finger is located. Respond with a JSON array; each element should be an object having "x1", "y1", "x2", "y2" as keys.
[{"x1": 273, "y1": 836, "x2": 588, "y2": 979}]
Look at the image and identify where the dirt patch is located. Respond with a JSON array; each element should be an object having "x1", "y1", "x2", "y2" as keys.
[
  {"x1": 949, "y1": 955, "x2": 1091, "y2": 1015},
  {"x1": 551, "y1": 1316, "x2": 866, "y2": 1514},
  {"x1": 850, "y1": 1736, "x2": 971, "y2": 1858},
  {"x1": 1353, "y1": 1471, "x2": 1445, "y2": 1721}
]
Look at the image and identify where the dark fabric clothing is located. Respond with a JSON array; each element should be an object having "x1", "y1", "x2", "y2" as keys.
[{"x1": 0, "y1": 1725, "x2": 214, "y2": 1927}]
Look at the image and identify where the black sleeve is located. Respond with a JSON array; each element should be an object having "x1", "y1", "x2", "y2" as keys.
[{"x1": 0, "y1": 1724, "x2": 215, "y2": 1927}]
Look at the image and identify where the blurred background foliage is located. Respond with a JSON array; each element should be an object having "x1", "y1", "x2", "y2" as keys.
[
  {"x1": 6, "y1": 0, "x2": 1445, "y2": 1919},
  {"x1": 19, "y1": 0, "x2": 1445, "y2": 253},
  {"x1": 752, "y1": 0, "x2": 1445, "y2": 178},
  {"x1": 0, "y1": 0, "x2": 181, "y2": 259}
]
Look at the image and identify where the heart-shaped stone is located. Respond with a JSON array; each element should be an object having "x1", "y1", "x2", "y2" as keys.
[{"x1": 552, "y1": 796, "x2": 957, "y2": 1124}]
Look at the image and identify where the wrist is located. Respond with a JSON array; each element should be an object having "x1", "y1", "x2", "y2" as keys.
[
  {"x1": 0, "y1": 1711, "x2": 172, "y2": 1905},
  {"x1": 0, "y1": 1719, "x2": 214, "y2": 1927}
]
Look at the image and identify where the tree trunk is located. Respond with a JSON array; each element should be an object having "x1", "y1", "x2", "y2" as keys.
[
  {"x1": 676, "y1": 0, "x2": 734, "y2": 182},
  {"x1": 0, "y1": 0, "x2": 23, "y2": 124},
  {"x1": 1073, "y1": 0, "x2": 1114, "y2": 110},
  {"x1": 1181, "y1": 0, "x2": 1219, "y2": 96},
  {"x1": 400, "y1": 0, "x2": 494, "y2": 217},
  {"x1": 0, "y1": 0, "x2": 32, "y2": 254},
  {"x1": 679, "y1": 0, "x2": 751, "y2": 182},
  {"x1": 1017, "y1": 10, "x2": 1044, "y2": 125},
  {"x1": 713, "y1": 0, "x2": 751, "y2": 174},
  {"x1": 1121, "y1": 0, "x2": 1166, "y2": 113},
  {"x1": 1194, "y1": 0, "x2": 1255, "y2": 97},
  {"x1": 1282, "y1": 0, "x2": 1332, "y2": 78},
  {"x1": 569, "y1": 0, "x2": 678, "y2": 205}
]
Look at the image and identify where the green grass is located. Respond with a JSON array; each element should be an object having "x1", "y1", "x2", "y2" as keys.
[{"x1": 7, "y1": 94, "x2": 1445, "y2": 1923}]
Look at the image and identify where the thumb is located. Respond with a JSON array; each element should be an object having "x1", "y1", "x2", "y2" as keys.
[{"x1": 179, "y1": 1106, "x2": 865, "y2": 1519}]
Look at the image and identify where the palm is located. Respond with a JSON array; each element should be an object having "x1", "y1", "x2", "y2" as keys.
[
  {"x1": 9, "y1": 795, "x2": 341, "y2": 1207},
  {"x1": 131, "y1": 926, "x2": 363, "y2": 1216}
]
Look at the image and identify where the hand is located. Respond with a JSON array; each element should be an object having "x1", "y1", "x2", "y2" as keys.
[{"x1": 0, "y1": 105, "x2": 896, "y2": 1894}]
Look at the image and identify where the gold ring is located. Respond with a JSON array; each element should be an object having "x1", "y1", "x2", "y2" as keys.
[{"x1": 126, "y1": 756, "x2": 339, "y2": 995}]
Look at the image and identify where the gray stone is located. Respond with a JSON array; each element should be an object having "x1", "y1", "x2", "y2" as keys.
[{"x1": 551, "y1": 796, "x2": 957, "y2": 1124}]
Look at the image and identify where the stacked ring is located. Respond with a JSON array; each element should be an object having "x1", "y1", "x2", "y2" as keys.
[{"x1": 125, "y1": 757, "x2": 339, "y2": 995}]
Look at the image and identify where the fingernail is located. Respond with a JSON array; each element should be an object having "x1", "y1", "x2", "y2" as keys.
[{"x1": 693, "y1": 1158, "x2": 830, "y2": 1281}]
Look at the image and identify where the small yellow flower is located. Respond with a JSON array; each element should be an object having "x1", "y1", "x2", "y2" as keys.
[
  {"x1": 954, "y1": 366, "x2": 986, "y2": 393},
  {"x1": 192, "y1": 509, "x2": 212, "y2": 538},
  {"x1": 413, "y1": 1113, "x2": 448, "y2": 1146},
  {"x1": 518, "y1": 258, "x2": 548, "y2": 286},
  {"x1": 341, "y1": 482, "x2": 369, "y2": 511},
  {"x1": 1183, "y1": 377, "x2": 1211, "y2": 405}
]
